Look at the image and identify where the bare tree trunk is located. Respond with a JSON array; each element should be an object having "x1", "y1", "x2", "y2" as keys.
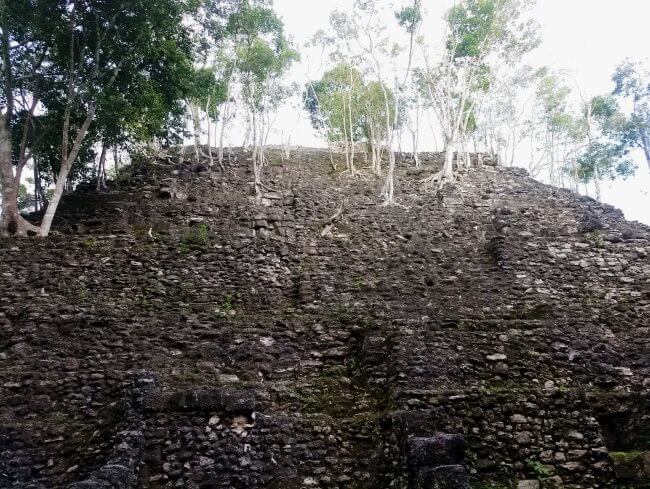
[
  {"x1": 0, "y1": 117, "x2": 38, "y2": 235},
  {"x1": 242, "y1": 112, "x2": 251, "y2": 151},
  {"x1": 341, "y1": 95, "x2": 350, "y2": 172},
  {"x1": 348, "y1": 67, "x2": 356, "y2": 174},
  {"x1": 218, "y1": 98, "x2": 229, "y2": 166},
  {"x1": 205, "y1": 96, "x2": 213, "y2": 168},
  {"x1": 442, "y1": 133, "x2": 455, "y2": 181},
  {"x1": 411, "y1": 101, "x2": 421, "y2": 168},
  {"x1": 374, "y1": 137, "x2": 380, "y2": 174},
  {"x1": 96, "y1": 141, "x2": 108, "y2": 191},
  {"x1": 218, "y1": 90, "x2": 234, "y2": 166},
  {"x1": 191, "y1": 104, "x2": 201, "y2": 164},
  {"x1": 33, "y1": 155, "x2": 40, "y2": 213},
  {"x1": 381, "y1": 86, "x2": 396, "y2": 205},
  {"x1": 0, "y1": 119, "x2": 21, "y2": 234},
  {"x1": 284, "y1": 134, "x2": 291, "y2": 160},
  {"x1": 252, "y1": 112, "x2": 261, "y2": 201},
  {"x1": 397, "y1": 128, "x2": 403, "y2": 163},
  {"x1": 114, "y1": 146, "x2": 120, "y2": 170},
  {"x1": 411, "y1": 128, "x2": 420, "y2": 168},
  {"x1": 342, "y1": 116, "x2": 350, "y2": 172},
  {"x1": 39, "y1": 168, "x2": 68, "y2": 236}
]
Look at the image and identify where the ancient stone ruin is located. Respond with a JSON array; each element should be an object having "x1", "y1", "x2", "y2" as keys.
[{"x1": 0, "y1": 149, "x2": 648, "y2": 488}]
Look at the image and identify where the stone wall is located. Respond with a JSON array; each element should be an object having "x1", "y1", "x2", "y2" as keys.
[{"x1": 0, "y1": 148, "x2": 647, "y2": 488}]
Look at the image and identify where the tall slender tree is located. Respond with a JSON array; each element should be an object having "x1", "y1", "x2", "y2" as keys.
[{"x1": 612, "y1": 60, "x2": 650, "y2": 173}]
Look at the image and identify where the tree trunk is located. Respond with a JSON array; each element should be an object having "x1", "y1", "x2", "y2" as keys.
[
  {"x1": 33, "y1": 155, "x2": 40, "y2": 213},
  {"x1": 242, "y1": 113, "x2": 251, "y2": 151},
  {"x1": 348, "y1": 68, "x2": 356, "y2": 174},
  {"x1": 39, "y1": 105, "x2": 96, "y2": 236},
  {"x1": 39, "y1": 166, "x2": 70, "y2": 236},
  {"x1": 443, "y1": 143, "x2": 455, "y2": 181},
  {"x1": 114, "y1": 146, "x2": 120, "y2": 170},
  {"x1": 412, "y1": 128, "x2": 420, "y2": 168},
  {"x1": 191, "y1": 104, "x2": 201, "y2": 164},
  {"x1": 374, "y1": 137, "x2": 380, "y2": 174},
  {"x1": 205, "y1": 96, "x2": 213, "y2": 168},
  {"x1": 251, "y1": 112, "x2": 261, "y2": 201},
  {"x1": 218, "y1": 97, "x2": 231, "y2": 167},
  {"x1": 0, "y1": 118, "x2": 37, "y2": 235},
  {"x1": 381, "y1": 89, "x2": 396, "y2": 205},
  {"x1": 96, "y1": 142, "x2": 108, "y2": 191}
]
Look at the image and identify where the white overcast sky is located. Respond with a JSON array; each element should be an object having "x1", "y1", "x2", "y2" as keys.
[{"x1": 269, "y1": 0, "x2": 650, "y2": 224}]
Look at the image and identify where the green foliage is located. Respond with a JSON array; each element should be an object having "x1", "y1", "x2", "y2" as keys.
[
  {"x1": 180, "y1": 224, "x2": 210, "y2": 250},
  {"x1": 1, "y1": 0, "x2": 203, "y2": 232},
  {"x1": 72, "y1": 283, "x2": 89, "y2": 304},
  {"x1": 220, "y1": 293, "x2": 235, "y2": 313},
  {"x1": 305, "y1": 63, "x2": 396, "y2": 147},
  {"x1": 447, "y1": 0, "x2": 501, "y2": 60},
  {"x1": 582, "y1": 231, "x2": 604, "y2": 247},
  {"x1": 525, "y1": 459, "x2": 552, "y2": 479},
  {"x1": 610, "y1": 451, "x2": 645, "y2": 464},
  {"x1": 612, "y1": 60, "x2": 650, "y2": 168},
  {"x1": 446, "y1": 0, "x2": 540, "y2": 64},
  {"x1": 228, "y1": 1, "x2": 298, "y2": 113},
  {"x1": 82, "y1": 237, "x2": 99, "y2": 249},
  {"x1": 395, "y1": 2, "x2": 423, "y2": 34},
  {"x1": 575, "y1": 141, "x2": 636, "y2": 183},
  {"x1": 16, "y1": 184, "x2": 32, "y2": 211},
  {"x1": 535, "y1": 73, "x2": 574, "y2": 133}
]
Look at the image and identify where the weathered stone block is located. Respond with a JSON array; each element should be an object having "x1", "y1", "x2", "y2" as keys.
[
  {"x1": 518, "y1": 481, "x2": 540, "y2": 489},
  {"x1": 222, "y1": 388, "x2": 256, "y2": 414}
]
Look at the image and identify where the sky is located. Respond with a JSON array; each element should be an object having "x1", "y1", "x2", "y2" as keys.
[{"x1": 268, "y1": 0, "x2": 650, "y2": 224}]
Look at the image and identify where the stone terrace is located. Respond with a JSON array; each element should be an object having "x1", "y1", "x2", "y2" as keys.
[{"x1": 0, "y1": 148, "x2": 648, "y2": 489}]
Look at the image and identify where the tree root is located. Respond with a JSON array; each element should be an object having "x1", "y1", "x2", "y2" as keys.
[
  {"x1": 420, "y1": 170, "x2": 456, "y2": 190},
  {"x1": 420, "y1": 170, "x2": 444, "y2": 186},
  {"x1": 0, "y1": 214, "x2": 40, "y2": 237},
  {"x1": 321, "y1": 202, "x2": 347, "y2": 237}
]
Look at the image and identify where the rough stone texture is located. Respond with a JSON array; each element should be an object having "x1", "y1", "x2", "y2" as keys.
[{"x1": 0, "y1": 148, "x2": 648, "y2": 488}]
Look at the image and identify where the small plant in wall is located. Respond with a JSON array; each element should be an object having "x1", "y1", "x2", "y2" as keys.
[
  {"x1": 179, "y1": 224, "x2": 211, "y2": 252},
  {"x1": 213, "y1": 293, "x2": 236, "y2": 319},
  {"x1": 525, "y1": 459, "x2": 552, "y2": 480}
]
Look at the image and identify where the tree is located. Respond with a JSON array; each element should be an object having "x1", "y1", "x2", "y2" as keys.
[
  {"x1": 571, "y1": 94, "x2": 635, "y2": 200},
  {"x1": 353, "y1": 0, "x2": 403, "y2": 205},
  {"x1": 527, "y1": 70, "x2": 577, "y2": 186},
  {"x1": 228, "y1": 1, "x2": 298, "y2": 200},
  {"x1": 612, "y1": 60, "x2": 650, "y2": 173},
  {"x1": 305, "y1": 64, "x2": 395, "y2": 175},
  {"x1": 420, "y1": 0, "x2": 539, "y2": 186},
  {"x1": 186, "y1": 67, "x2": 226, "y2": 167},
  {"x1": 395, "y1": 1, "x2": 423, "y2": 167},
  {"x1": 361, "y1": 80, "x2": 396, "y2": 175},
  {"x1": 1, "y1": 0, "x2": 196, "y2": 236},
  {"x1": 304, "y1": 62, "x2": 365, "y2": 172}
]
